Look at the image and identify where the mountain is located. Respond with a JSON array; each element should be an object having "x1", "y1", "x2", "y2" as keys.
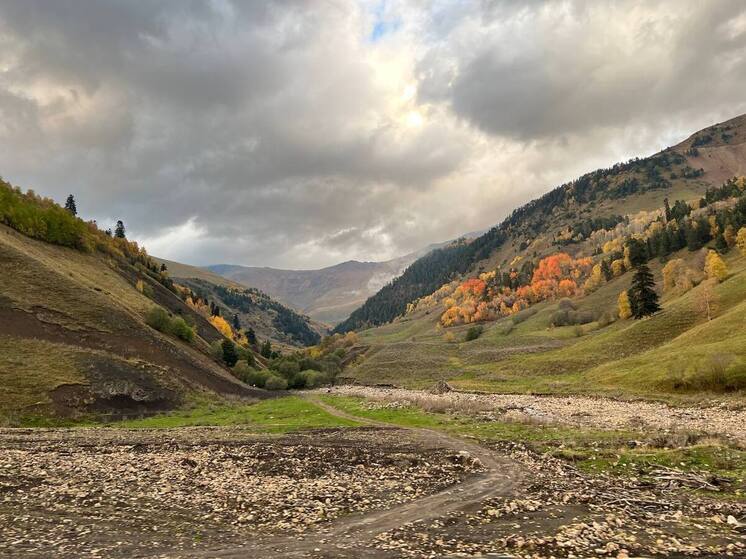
[
  {"x1": 156, "y1": 258, "x2": 327, "y2": 350},
  {"x1": 198, "y1": 241, "x2": 464, "y2": 325},
  {"x1": 335, "y1": 113, "x2": 746, "y2": 334},
  {"x1": 0, "y1": 181, "x2": 265, "y2": 423},
  {"x1": 335, "y1": 114, "x2": 746, "y2": 401}
]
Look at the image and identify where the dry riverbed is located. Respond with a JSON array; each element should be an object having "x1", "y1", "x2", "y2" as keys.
[
  {"x1": 0, "y1": 426, "x2": 479, "y2": 558},
  {"x1": 324, "y1": 385, "x2": 746, "y2": 445}
]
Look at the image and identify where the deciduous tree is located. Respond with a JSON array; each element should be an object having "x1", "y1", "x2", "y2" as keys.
[{"x1": 704, "y1": 250, "x2": 728, "y2": 282}]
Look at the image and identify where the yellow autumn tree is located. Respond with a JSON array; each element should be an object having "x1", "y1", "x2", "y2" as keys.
[
  {"x1": 704, "y1": 250, "x2": 728, "y2": 282},
  {"x1": 617, "y1": 291, "x2": 632, "y2": 319},
  {"x1": 737, "y1": 227, "x2": 746, "y2": 256},
  {"x1": 209, "y1": 315, "x2": 233, "y2": 338},
  {"x1": 611, "y1": 259, "x2": 625, "y2": 277}
]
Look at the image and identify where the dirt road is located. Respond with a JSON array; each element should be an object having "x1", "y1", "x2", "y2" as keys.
[{"x1": 197, "y1": 395, "x2": 521, "y2": 557}]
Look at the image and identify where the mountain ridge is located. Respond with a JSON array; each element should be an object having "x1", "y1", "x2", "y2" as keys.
[{"x1": 333, "y1": 113, "x2": 746, "y2": 333}]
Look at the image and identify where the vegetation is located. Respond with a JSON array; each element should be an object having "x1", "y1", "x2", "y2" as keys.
[
  {"x1": 144, "y1": 307, "x2": 195, "y2": 343},
  {"x1": 118, "y1": 396, "x2": 359, "y2": 431},
  {"x1": 628, "y1": 264, "x2": 660, "y2": 318}
]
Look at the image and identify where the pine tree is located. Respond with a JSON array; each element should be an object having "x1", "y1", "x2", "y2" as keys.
[
  {"x1": 64, "y1": 194, "x2": 77, "y2": 216},
  {"x1": 160, "y1": 263, "x2": 168, "y2": 272},
  {"x1": 232, "y1": 313, "x2": 241, "y2": 331},
  {"x1": 628, "y1": 264, "x2": 660, "y2": 318},
  {"x1": 663, "y1": 197, "x2": 672, "y2": 222},
  {"x1": 221, "y1": 339, "x2": 238, "y2": 367},
  {"x1": 246, "y1": 327, "x2": 257, "y2": 345},
  {"x1": 260, "y1": 340, "x2": 272, "y2": 358},
  {"x1": 114, "y1": 220, "x2": 126, "y2": 239}
]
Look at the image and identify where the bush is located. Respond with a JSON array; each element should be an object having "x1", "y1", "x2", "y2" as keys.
[
  {"x1": 464, "y1": 325, "x2": 483, "y2": 342},
  {"x1": 667, "y1": 353, "x2": 746, "y2": 393},
  {"x1": 169, "y1": 317, "x2": 195, "y2": 342},
  {"x1": 145, "y1": 307, "x2": 171, "y2": 332},
  {"x1": 231, "y1": 361, "x2": 255, "y2": 382},
  {"x1": 298, "y1": 369, "x2": 329, "y2": 389},
  {"x1": 511, "y1": 307, "x2": 538, "y2": 325},
  {"x1": 145, "y1": 307, "x2": 194, "y2": 343},
  {"x1": 246, "y1": 369, "x2": 272, "y2": 388},
  {"x1": 550, "y1": 309, "x2": 595, "y2": 327},
  {"x1": 264, "y1": 375, "x2": 288, "y2": 391},
  {"x1": 558, "y1": 298, "x2": 577, "y2": 311},
  {"x1": 209, "y1": 340, "x2": 224, "y2": 361}
]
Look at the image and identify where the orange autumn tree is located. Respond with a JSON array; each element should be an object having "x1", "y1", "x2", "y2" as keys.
[{"x1": 439, "y1": 252, "x2": 593, "y2": 327}]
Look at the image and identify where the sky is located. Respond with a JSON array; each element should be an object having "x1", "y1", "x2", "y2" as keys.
[{"x1": 1, "y1": 0, "x2": 746, "y2": 269}]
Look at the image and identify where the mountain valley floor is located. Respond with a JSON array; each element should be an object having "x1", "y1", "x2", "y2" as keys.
[{"x1": 1, "y1": 392, "x2": 744, "y2": 558}]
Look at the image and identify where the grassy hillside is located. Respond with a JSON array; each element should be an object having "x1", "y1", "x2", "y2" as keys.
[
  {"x1": 338, "y1": 114, "x2": 746, "y2": 403},
  {"x1": 0, "y1": 188, "x2": 265, "y2": 424},
  {"x1": 343, "y1": 249, "x2": 745, "y2": 402},
  {"x1": 336, "y1": 114, "x2": 746, "y2": 333}
]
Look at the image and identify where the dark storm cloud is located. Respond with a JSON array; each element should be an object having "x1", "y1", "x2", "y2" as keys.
[{"x1": 1, "y1": 1, "x2": 745, "y2": 268}]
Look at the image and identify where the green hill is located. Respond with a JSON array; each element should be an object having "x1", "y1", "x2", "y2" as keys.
[
  {"x1": 335, "y1": 114, "x2": 746, "y2": 333},
  {"x1": 337, "y1": 115, "x2": 746, "y2": 402}
]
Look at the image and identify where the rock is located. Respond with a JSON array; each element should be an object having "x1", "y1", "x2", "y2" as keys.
[{"x1": 427, "y1": 380, "x2": 453, "y2": 395}]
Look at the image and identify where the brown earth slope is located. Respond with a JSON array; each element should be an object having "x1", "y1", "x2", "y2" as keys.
[{"x1": 0, "y1": 224, "x2": 264, "y2": 423}]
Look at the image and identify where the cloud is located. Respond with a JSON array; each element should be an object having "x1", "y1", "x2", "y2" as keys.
[{"x1": 0, "y1": 1, "x2": 745, "y2": 269}]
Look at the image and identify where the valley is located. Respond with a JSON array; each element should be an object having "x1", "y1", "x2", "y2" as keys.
[{"x1": 2, "y1": 78, "x2": 746, "y2": 559}]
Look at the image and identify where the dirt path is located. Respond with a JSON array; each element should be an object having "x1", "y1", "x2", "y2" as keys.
[{"x1": 195, "y1": 395, "x2": 521, "y2": 558}]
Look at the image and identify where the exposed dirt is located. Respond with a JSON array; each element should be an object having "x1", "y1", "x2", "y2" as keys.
[
  {"x1": 0, "y1": 425, "x2": 488, "y2": 559},
  {"x1": 2, "y1": 397, "x2": 744, "y2": 558}
]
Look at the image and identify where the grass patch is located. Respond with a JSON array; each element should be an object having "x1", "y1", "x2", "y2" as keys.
[
  {"x1": 117, "y1": 396, "x2": 360, "y2": 432},
  {"x1": 0, "y1": 336, "x2": 86, "y2": 414}
]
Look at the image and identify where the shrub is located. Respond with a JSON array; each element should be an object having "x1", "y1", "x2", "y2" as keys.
[
  {"x1": 169, "y1": 317, "x2": 195, "y2": 342},
  {"x1": 264, "y1": 375, "x2": 288, "y2": 391},
  {"x1": 558, "y1": 298, "x2": 577, "y2": 311},
  {"x1": 464, "y1": 325, "x2": 483, "y2": 342},
  {"x1": 246, "y1": 369, "x2": 272, "y2": 388},
  {"x1": 145, "y1": 307, "x2": 194, "y2": 343},
  {"x1": 145, "y1": 307, "x2": 171, "y2": 332},
  {"x1": 511, "y1": 307, "x2": 538, "y2": 325},
  {"x1": 298, "y1": 369, "x2": 329, "y2": 389},
  {"x1": 667, "y1": 353, "x2": 746, "y2": 393},
  {"x1": 209, "y1": 340, "x2": 224, "y2": 361},
  {"x1": 231, "y1": 361, "x2": 254, "y2": 383}
]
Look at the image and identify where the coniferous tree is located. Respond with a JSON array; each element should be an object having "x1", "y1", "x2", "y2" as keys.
[
  {"x1": 221, "y1": 339, "x2": 238, "y2": 367},
  {"x1": 260, "y1": 340, "x2": 272, "y2": 358},
  {"x1": 160, "y1": 263, "x2": 168, "y2": 272},
  {"x1": 114, "y1": 220, "x2": 126, "y2": 238},
  {"x1": 628, "y1": 264, "x2": 660, "y2": 319},
  {"x1": 246, "y1": 327, "x2": 257, "y2": 345},
  {"x1": 232, "y1": 313, "x2": 241, "y2": 331},
  {"x1": 64, "y1": 194, "x2": 77, "y2": 215},
  {"x1": 663, "y1": 197, "x2": 672, "y2": 222}
]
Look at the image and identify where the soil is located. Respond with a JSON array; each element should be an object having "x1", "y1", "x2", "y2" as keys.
[{"x1": 1, "y1": 396, "x2": 744, "y2": 558}]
